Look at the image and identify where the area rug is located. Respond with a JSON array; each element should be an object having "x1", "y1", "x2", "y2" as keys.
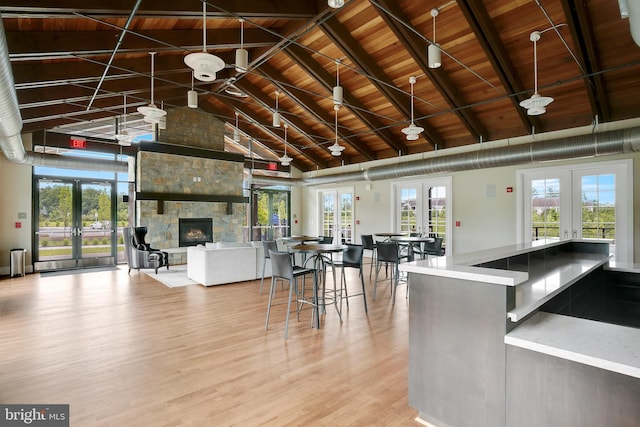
[{"x1": 144, "y1": 265, "x2": 198, "y2": 288}]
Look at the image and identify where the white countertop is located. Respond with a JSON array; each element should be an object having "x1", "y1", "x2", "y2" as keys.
[
  {"x1": 507, "y1": 253, "x2": 610, "y2": 321},
  {"x1": 399, "y1": 255, "x2": 529, "y2": 286},
  {"x1": 505, "y1": 312, "x2": 640, "y2": 379},
  {"x1": 399, "y1": 239, "x2": 610, "y2": 321}
]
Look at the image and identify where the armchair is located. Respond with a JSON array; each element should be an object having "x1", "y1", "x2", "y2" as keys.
[
  {"x1": 123, "y1": 227, "x2": 167, "y2": 274},
  {"x1": 132, "y1": 226, "x2": 169, "y2": 268}
]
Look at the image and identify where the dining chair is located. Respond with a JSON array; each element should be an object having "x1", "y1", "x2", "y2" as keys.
[
  {"x1": 333, "y1": 244, "x2": 368, "y2": 314},
  {"x1": 320, "y1": 236, "x2": 334, "y2": 244},
  {"x1": 360, "y1": 234, "x2": 377, "y2": 280},
  {"x1": 260, "y1": 240, "x2": 279, "y2": 294},
  {"x1": 265, "y1": 250, "x2": 318, "y2": 339},
  {"x1": 373, "y1": 241, "x2": 405, "y2": 304},
  {"x1": 424, "y1": 237, "x2": 444, "y2": 256}
]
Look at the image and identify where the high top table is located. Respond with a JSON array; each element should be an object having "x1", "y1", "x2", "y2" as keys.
[
  {"x1": 390, "y1": 235, "x2": 433, "y2": 261},
  {"x1": 374, "y1": 232, "x2": 404, "y2": 241},
  {"x1": 289, "y1": 243, "x2": 347, "y2": 324}
]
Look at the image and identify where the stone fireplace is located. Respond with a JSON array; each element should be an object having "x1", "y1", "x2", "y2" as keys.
[{"x1": 135, "y1": 107, "x2": 247, "y2": 263}]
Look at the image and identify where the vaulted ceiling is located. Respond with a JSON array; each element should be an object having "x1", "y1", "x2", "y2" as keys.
[{"x1": 2, "y1": 0, "x2": 640, "y2": 172}]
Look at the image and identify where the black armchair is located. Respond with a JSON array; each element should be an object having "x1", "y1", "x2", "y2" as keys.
[
  {"x1": 123, "y1": 227, "x2": 168, "y2": 274},
  {"x1": 133, "y1": 226, "x2": 169, "y2": 268}
]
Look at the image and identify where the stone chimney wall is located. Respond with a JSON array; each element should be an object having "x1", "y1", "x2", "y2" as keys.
[{"x1": 136, "y1": 108, "x2": 246, "y2": 262}]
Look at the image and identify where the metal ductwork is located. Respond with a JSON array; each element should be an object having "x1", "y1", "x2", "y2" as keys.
[
  {"x1": 251, "y1": 126, "x2": 640, "y2": 187},
  {"x1": 0, "y1": 14, "x2": 127, "y2": 173}
]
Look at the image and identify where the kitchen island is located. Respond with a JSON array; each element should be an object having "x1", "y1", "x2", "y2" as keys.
[{"x1": 400, "y1": 239, "x2": 640, "y2": 427}]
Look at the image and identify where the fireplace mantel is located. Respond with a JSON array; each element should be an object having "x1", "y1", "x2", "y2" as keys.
[{"x1": 136, "y1": 192, "x2": 249, "y2": 214}]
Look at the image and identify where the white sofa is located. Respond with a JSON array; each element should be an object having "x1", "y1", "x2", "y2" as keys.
[{"x1": 186, "y1": 242, "x2": 273, "y2": 286}]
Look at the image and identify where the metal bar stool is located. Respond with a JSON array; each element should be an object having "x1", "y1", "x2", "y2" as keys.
[
  {"x1": 333, "y1": 244, "x2": 368, "y2": 314},
  {"x1": 265, "y1": 250, "x2": 318, "y2": 339}
]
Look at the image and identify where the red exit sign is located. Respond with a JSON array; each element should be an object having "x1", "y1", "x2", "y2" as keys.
[{"x1": 70, "y1": 137, "x2": 87, "y2": 149}]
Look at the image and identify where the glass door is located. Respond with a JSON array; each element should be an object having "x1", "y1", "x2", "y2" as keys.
[
  {"x1": 34, "y1": 177, "x2": 116, "y2": 271},
  {"x1": 251, "y1": 189, "x2": 290, "y2": 240},
  {"x1": 519, "y1": 160, "x2": 632, "y2": 261},
  {"x1": 319, "y1": 188, "x2": 354, "y2": 244},
  {"x1": 394, "y1": 177, "x2": 452, "y2": 251}
]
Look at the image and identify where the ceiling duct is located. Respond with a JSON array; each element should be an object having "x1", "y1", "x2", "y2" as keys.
[
  {"x1": 251, "y1": 126, "x2": 640, "y2": 187},
  {"x1": 0, "y1": 14, "x2": 126, "y2": 173}
]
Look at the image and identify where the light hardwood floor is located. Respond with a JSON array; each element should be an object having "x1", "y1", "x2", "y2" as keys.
[{"x1": 0, "y1": 262, "x2": 418, "y2": 426}]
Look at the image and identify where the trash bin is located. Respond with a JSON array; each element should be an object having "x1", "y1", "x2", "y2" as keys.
[{"x1": 10, "y1": 248, "x2": 27, "y2": 278}]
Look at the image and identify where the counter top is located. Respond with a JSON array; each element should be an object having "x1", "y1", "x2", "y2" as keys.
[
  {"x1": 505, "y1": 312, "x2": 640, "y2": 378},
  {"x1": 507, "y1": 253, "x2": 610, "y2": 321},
  {"x1": 399, "y1": 239, "x2": 610, "y2": 321},
  {"x1": 399, "y1": 255, "x2": 529, "y2": 286}
]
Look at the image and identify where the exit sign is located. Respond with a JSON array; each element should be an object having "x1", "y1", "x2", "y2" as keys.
[{"x1": 70, "y1": 137, "x2": 87, "y2": 149}]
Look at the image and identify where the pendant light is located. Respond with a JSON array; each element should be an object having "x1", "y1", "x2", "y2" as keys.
[
  {"x1": 329, "y1": 106, "x2": 345, "y2": 156},
  {"x1": 328, "y1": 0, "x2": 345, "y2": 8},
  {"x1": 137, "y1": 52, "x2": 167, "y2": 124},
  {"x1": 428, "y1": 8, "x2": 441, "y2": 69},
  {"x1": 116, "y1": 94, "x2": 132, "y2": 146},
  {"x1": 235, "y1": 19, "x2": 248, "y2": 73},
  {"x1": 519, "y1": 31, "x2": 554, "y2": 115},
  {"x1": 187, "y1": 71, "x2": 198, "y2": 108},
  {"x1": 233, "y1": 111, "x2": 241, "y2": 142},
  {"x1": 333, "y1": 60, "x2": 343, "y2": 107},
  {"x1": 279, "y1": 123, "x2": 292, "y2": 166},
  {"x1": 401, "y1": 76, "x2": 424, "y2": 141},
  {"x1": 272, "y1": 90, "x2": 281, "y2": 127},
  {"x1": 184, "y1": 1, "x2": 225, "y2": 82}
]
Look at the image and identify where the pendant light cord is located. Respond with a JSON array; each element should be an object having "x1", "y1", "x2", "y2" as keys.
[
  {"x1": 284, "y1": 124, "x2": 288, "y2": 156},
  {"x1": 410, "y1": 79, "x2": 415, "y2": 124},
  {"x1": 335, "y1": 107, "x2": 339, "y2": 144},
  {"x1": 202, "y1": 1, "x2": 207, "y2": 52},
  {"x1": 533, "y1": 37, "x2": 538, "y2": 94},
  {"x1": 150, "y1": 52, "x2": 156, "y2": 105}
]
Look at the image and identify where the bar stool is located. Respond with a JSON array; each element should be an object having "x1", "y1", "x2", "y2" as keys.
[
  {"x1": 333, "y1": 244, "x2": 368, "y2": 314},
  {"x1": 265, "y1": 250, "x2": 318, "y2": 339},
  {"x1": 361, "y1": 234, "x2": 376, "y2": 279},
  {"x1": 373, "y1": 241, "x2": 404, "y2": 304},
  {"x1": 260, "y1": 240, "x2": 279, "y2": 294}
]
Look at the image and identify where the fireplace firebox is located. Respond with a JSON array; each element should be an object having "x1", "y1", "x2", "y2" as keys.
[{"x1": 179, "y1": 218, "x2": 213, "y2": 247}]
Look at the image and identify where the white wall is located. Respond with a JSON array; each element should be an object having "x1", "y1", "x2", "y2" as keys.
[
  {"x1": 298, "y1": 151, "x2": 640, "y2": 260},
  {"x1": 0, "y1": 134, "x2": 33, "y2": 274}
]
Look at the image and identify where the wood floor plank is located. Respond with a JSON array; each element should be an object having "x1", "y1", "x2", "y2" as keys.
[{"x1": 0, "y1": 263, "x2": 418, "y2": 426}]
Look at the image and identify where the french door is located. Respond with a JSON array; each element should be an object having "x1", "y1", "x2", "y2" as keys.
[
  {"x1": 394, "y1": 177, "x2": 452, "y2": 250},
  {"x1": 319, "y1": 188, "x2": 354, "y2": 244},
  {"x1": 34, "y1": 177, "x2": 117, "y2": 271},
  {"x1": 519, "y1": 160, "x2": 632, "y2": 262}
]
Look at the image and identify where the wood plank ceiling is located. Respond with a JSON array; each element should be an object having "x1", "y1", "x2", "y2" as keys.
[{"x1": 2, "y1": 0, "x2": 639, "y2": 172}]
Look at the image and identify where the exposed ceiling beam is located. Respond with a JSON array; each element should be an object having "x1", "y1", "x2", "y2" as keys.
[
  {"x1": 257, "y1": 62, "x2": 377, "y2": 161},
  {"x1": 373, "y1": 0, "x2": 487, "y2": 143},
  {"x1": 559, "y1": 0, "x2": 611, "y2": 122},
  {"x1": 321, "y1": 16, "x2": 445, "y2": 149},
  {"x1": 231, "y1": 79, "x2": 335, "y2": 168},
  {"x1": 285, "y1": 43, "x2": 409, "y2": 154},
  {"x1": 207, "y1": 96, "x2": 319, "y2": 171},
  {"x1": 6, "y1": 29, "x2": 278, "y2": 60},
  {"x1": 0, "y1": 1, "x2": 319, "y2": 19},
  {"x1": 456, "y1": 0, "x2": 542, "y2": 133}
]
